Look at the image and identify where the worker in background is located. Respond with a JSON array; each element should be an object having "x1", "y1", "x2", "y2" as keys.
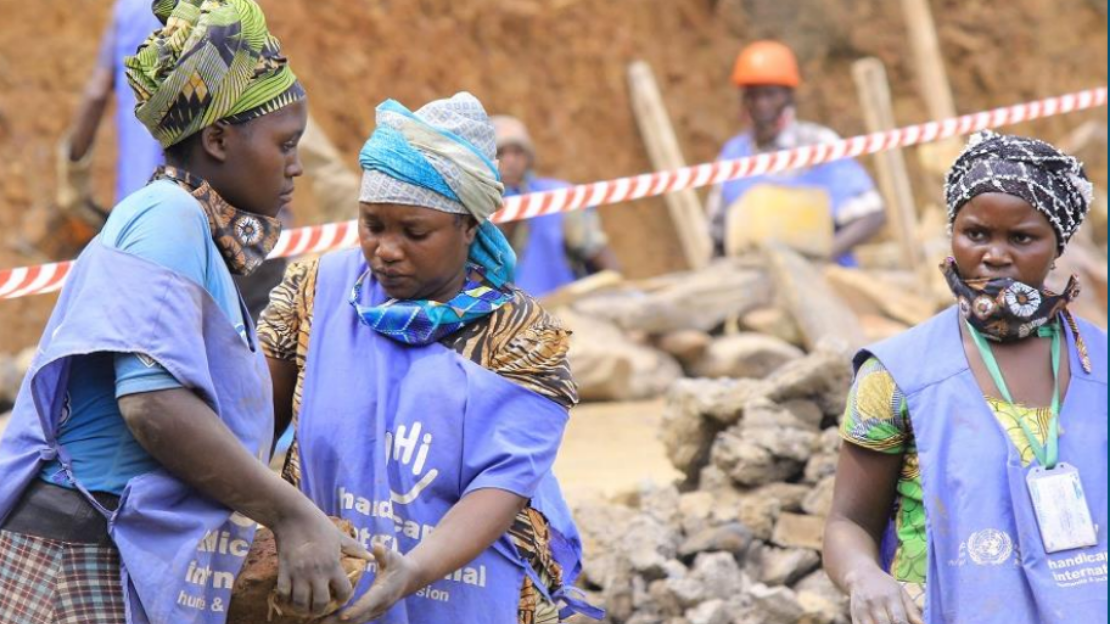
[
  {"x1": 706, "y1": 40, "x2": 887, "y2": 266},
  {"x1": 493, "y1": 115, "x2": 620, "y2": 298}
]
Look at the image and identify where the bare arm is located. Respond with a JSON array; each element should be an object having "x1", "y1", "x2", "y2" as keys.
[
  {"x1": 67, "y1": 67, "x2": 114, "y2": 162},
  {"x1": 120, "y1": 387, "x2": 369, "y2": 616},
  {"x1": 323, "y1": 488, "x2": 527, "y2": 624},
  {"x1": 824, "y1": 443, "x2": 922, "y2": 624},
  {"x1": 830, "y1": 211, "x2": 886, "y2": 262}
]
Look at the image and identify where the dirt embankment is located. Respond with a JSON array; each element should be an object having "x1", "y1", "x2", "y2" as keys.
[{"x1": 1, "y1": 0, "x2": 1106, "y2": 353}]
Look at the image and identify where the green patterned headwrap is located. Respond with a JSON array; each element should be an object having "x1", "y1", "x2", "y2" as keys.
[{"x1": 124, "y1": 0, "x2": 305, "y2": 148}]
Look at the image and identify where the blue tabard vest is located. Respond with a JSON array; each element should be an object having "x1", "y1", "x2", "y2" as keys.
[
  {"x1": 294, "y1": 248, "x2": 597, "y2": 622},
  {"x1": 0, "y1": 240, "x2": 274, "y2": 623},
  {"x1": 858, "y1": 306, "x2": 1108, "y2": 623}
]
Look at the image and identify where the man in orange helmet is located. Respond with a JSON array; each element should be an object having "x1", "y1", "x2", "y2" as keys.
[{"x1": 707, "y1": 40, "x2": 886, "y2": 266}]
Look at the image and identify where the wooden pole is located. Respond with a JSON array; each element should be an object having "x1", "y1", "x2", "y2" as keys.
[
  {"x1": 851, "y1": 57, "x2": 927, "y2": 287},
  {"x1": 627, "y1": 60, "x2": 713, "y2": 270},
  {"x1": 900, "y1": 0, "x2": 964, "y2": 175},
  {"x1": 900, "y1": 0, "x2": 956, "y2": 120}
]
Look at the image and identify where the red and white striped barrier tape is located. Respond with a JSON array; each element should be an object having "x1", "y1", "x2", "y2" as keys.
[{"x1": 2, "y1": 86, "x2": 1106, "y2": 300}]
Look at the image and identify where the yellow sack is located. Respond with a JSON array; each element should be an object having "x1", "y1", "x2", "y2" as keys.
[{"x1": 724, "y1": 184, "x2": 833, "y2": 258}]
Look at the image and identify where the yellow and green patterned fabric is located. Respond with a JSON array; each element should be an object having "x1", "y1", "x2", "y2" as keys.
[
  {"x1": 840, "y1": 356, "x2": 1052, "y2": 583},
  {"x1": 124, "y1": 0, "x2": 304, "y2": 148}
]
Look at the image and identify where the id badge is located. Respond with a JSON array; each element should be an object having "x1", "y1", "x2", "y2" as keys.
[{"x1": 1026, "y1": 463, "x2": 1099, "y2": 553}]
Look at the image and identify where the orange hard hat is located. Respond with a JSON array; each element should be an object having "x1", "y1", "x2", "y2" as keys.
[{"x1": 731, "y1": 40, "x2": 801, "y2": 88}]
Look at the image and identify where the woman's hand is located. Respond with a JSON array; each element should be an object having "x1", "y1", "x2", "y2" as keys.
[
  {"x1": 846, "y1": 567, "x2": 923, "y2": 624},
  {"x1": 272, "y1": 506, "x2": 372, "y2": 618},
  {"x1": 319, "y1": 544, "x2": 416, "y2": 624}
]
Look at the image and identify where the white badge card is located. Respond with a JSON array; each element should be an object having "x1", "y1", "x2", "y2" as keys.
[{"x1": 1026, "y1": 463, "x2": 1099, "y2": 554}]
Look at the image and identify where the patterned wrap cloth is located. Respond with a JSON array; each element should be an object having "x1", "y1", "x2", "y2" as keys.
[
  {"x1": 945, "y1": 131, "x2": 1093, "y2": 253},
  {"x1": 124, "y1": 0, "x2": 305, "y2": 148},
  {"x1": 354, "y1": 93, "x2": 519, "y2": 345}
]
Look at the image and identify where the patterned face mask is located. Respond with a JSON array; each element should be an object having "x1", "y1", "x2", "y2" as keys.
[
  {"x1": 154, "y1": 167, "x2": 282, "y2": 276},
  {"x1": 941, "y1": 257, "x2": 1080, "y2": 342}
]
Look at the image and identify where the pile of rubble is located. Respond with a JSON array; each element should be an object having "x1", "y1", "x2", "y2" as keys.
[{"x1": 569, "y1": 347, "x2": 853, "y2": 624}]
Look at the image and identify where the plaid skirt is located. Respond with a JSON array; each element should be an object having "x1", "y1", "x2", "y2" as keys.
[{"x1": 0, "y1": 529, "x2": 125, "y2": 624}]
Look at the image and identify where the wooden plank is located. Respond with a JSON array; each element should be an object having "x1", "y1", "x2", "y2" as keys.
[
  {"x1": 851, "y1": 57, "x2": 928, "y2": 288},
  {"x1": 627, "y1": 60, "x2": 713, "y2": 271},
  {"x1": 763, "y1": 242, "x2": 866, "y2": 358}
]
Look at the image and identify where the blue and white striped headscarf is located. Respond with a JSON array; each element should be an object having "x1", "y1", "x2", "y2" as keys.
[{"x1": 358, "y1": 92, "x2": 515, "y2": 287}]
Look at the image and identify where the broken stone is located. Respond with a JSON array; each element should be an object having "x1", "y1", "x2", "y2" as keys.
[
  {"x1": 688, "y1": 333, "x2": 803, "y2": 380},
  {"x1": 802, "y1": 475, "x2": 836, "y2": 517},
  {"x1": 765, "y1": 350, "x2": 852, "y2": 415},
  {"x1": 797, "y1": 590, "x2": 846, "y2": 624},
  {"x1": 747, "y1": 583, "x2": 806, "y2": 624},
  {"x1": 739, "y1": 306, "x2": 803, "y2": 347},
  {"x1": 755, "y1": 545, "x2": 821, "y2": 586},
  {"x1": 639, "y1": 483, "x2": 683, "y2": 530},
  {"x1": 689, "y1": 551, "x2": 746, "y2": 601},
  {"x1": 804, "y1": 452, "x2": 839, "y2": 485},
  {"x1": 739, "y1": 397, "x2": 813, "y2": 431},
  {"x1": 668, "y1": 377, "x2": 771, "y2": 427},
  {"x1": 750, "y1": 482, "x2": 812, "y2": 513},
  {"x1": 780, "y1": 398, "x2": 825, "y2": 430},
  {"x1": 684, "y1": 599, "x2": 730, "y2": 624},
  {"x1": 655, "y1": 329, "x2": 713, "y2": 368},
  {"x1": 660, "y1": 380, "x2": 739, "y2": 483},
  {"x1": 696, "y1": 464, "x2": 733, "y2": 493},
  {"x1": 228, "y1": 518, "x2": 365, "y2": 624},
  {"x1": 794, "y1": 569, "x2": 849, "y2": 616},
  {"x1": 772, "y1": 512, "x2": 826, "y2": 551},
  {"x1": 659, "y1": 576, "x2": 707, "y2": 610},
  {"x1": 677, "y1": 522, "x2": 754, "y2": 561},
  {"x1": 561, "y1": 309, "x2": 684, "y2": 401},
  {"x1": 818, "y1": 427, "x2": 843, "y2": 454},
  {"x1": 572, "y1": 500, "x2": 639, "y2": 588},
  {"x1": 647, "y1": 578, "x2": 684, "y2": 619},
  {"x1": 677, "y1": 491, "x2": 716, "y2": 535},
  {"x1": 733, "y1": 489, "x2": 783, "y2": 542},
  {"x1": 623, "y1": 514, "x2": 682, "y2": 579},
  {"x1": 711, "y1": 428, "x2": 802, "y2": 487}
]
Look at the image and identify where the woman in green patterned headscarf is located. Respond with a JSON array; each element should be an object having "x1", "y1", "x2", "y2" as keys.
[
  {"x1": 125, "y1": 0, "x2": 305, "y2": 149},
  {"x1": 0, "y1": 2, "x2": 367, "y2": 624}
]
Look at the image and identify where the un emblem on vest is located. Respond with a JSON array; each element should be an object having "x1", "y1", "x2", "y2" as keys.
[{"x1": 967, "y1": 529, "x2": 1014, "y2": 565}]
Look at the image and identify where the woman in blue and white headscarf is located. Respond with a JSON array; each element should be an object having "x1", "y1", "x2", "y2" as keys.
[{"x1": 258, "y1": 92, "x2": 602, "y2": 624}]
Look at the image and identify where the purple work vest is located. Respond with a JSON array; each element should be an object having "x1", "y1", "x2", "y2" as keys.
[
  {"x1": 860, "y1": 306, "x2": 1108, "y2": 623},
  {"x1": 505, "y1": 178, "x2": 578, "y2": 297},
  {"x1": 0, "y1": 241, "x2": 274, "y2": 624},
  {"x1": 295, "y1": 248, "x2": 597, "y2": 622}
]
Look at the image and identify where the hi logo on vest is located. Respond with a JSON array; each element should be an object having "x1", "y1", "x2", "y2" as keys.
[{"x1": 384, "y1": 421, "x2": 439, "y2": 505}]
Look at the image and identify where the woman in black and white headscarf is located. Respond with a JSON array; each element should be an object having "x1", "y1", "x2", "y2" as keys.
[{"x1": 823, "y1": 131, "x2": 1106, "y2": 624}]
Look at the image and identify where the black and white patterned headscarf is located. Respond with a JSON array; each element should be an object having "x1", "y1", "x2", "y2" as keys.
[{"x1": 945, "y1": 131, "x2": 1094, "y2": 253}]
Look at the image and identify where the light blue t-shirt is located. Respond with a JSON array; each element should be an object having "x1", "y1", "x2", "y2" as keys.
[{"x1": 40, "y1": 180, "x2": 246, "y2": 494}]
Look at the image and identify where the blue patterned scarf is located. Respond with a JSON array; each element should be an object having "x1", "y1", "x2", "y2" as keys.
[{"x1": 353, "y1": 94, "x2": 516, "y2": 345}]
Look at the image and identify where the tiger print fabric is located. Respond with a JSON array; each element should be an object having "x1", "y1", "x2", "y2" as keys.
[{"x1": 256, "y1": 257, "x2": 576, "y2": 622}]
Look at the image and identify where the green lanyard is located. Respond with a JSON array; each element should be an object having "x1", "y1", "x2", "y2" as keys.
[{"x1": 967, "y1": 321, "x2": 1062, "y2": 469}]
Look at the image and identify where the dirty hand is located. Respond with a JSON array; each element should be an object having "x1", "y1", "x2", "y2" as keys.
[
  {"x1": 273, "y1": 507, "x2": 372, "y2": 618},
  {"x1": 847, "y1": 568, "x2": 923, "y2": 624},
  {"x1": 320, "y1": 544, "x2": 415, "y2": 624}
]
